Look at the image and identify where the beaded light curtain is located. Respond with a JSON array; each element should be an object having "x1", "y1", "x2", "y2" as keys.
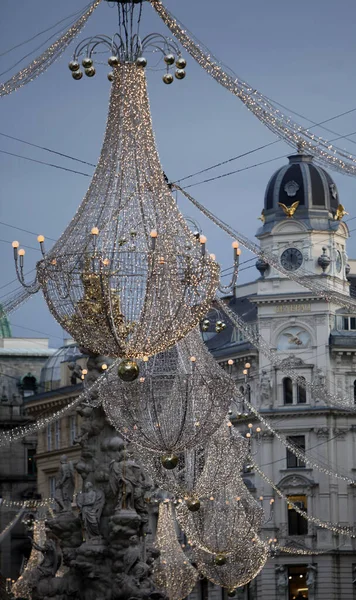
[
  {"x1": 37, "y1": 64, "x2": 219, "y2": 358},
  {"x1": 101, "y1": 329, "x2": 234, "y2": 456},
  {"x1": 135, "y1": 422, "x2": 248, "y2": 506}
]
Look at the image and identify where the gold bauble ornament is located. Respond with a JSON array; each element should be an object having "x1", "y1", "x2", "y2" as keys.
[
  {"x1": 163, "y1": 73, "x2": 174, "y2": 85},
  {"x1": 161, "y1": 454, "x2": 179, "y2": 470},
  {"x1": 108, "y1": 55, "x2": 120, "y2": 67},
  {"x1": 107, "y1": 72, "x2": 115, "y2": 82},
  {"x1": 227, "y1": 590, "x2": 236, "y2": 597},
  {"x1": 118, "y1": 359, "x2": 139, "y2": 382},
  {"x1": 215, "y1": 554, "x2": 227, "y2": 566},
  {"x1": 176, "y1": 57, "x2": 187, "y2": 69},
  {"x1": 187, "y1": 499, "x2": 201, "y2": 512},
  {"x1": 69, "y1": 60, "x2": 80, "y2": 72},
  {"x1": 175, "y1": 69, "x2": 186, "y2": 80},
  {"x1": 136, "y1": 57, "x2": 147, "y2": 68},
  {"x1": 85, "y1": 67, "x2": 96, "y2": 77},
  {"x1": 82, "y1": 57, "x2": 93, "y2": 68},
  {"x1": 72, "y1": 71, "x2": 83, "y2": 80},
  {"x1": 164, "y1": 54, "x2": 175, "y2": 65}
]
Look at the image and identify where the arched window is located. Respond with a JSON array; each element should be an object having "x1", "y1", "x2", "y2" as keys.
[
  {"x1": 283, "y1": 377, "x2": 293, "y2": 404},
  {"x1": 297, "y1": 377, "x2": 306, "y2": 404}
]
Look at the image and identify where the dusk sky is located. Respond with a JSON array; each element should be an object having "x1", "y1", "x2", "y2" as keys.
[{"x1": 2, "y1": 0, "x2": 356, "y2": 348}]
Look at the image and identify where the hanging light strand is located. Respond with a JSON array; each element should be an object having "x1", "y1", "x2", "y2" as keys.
[
  {"x1": 252, "y1": 461, "x2": 356, "y2": 538},
  {"x1": 174, "y1": 184, "x2": 356, "y2": 314},
  {"x1": 150, "y1": 0, "x2": 356, "y2": 177},
  {"x1": 0, "y1": 0, "x2": 102, "y2": 97}
]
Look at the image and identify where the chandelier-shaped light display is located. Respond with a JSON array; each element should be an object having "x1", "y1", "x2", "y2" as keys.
[
  {"x1": 192, "y1": 537, "x2": 269, "y2": 591},
  {"x1": 154, "y1": 502, "x2": 199, "y2": 600},
  {"x1": 30, "y1": 64, "x2": 218, "y2": 358},
  {"x1": 136, "y1": 421, "x2": 248, "y2": 508},
  {"x1": 12, "y1": 519, "x2": 47, "y2": 599},
  {"x1": 176, "y1": 479, "x2": 264, "y2": 558},
  {"x1": 102, "y1": 329, "x2": 234, "y2": 458}
]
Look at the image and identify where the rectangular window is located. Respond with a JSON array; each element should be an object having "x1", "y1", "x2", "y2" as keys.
[
  {"x1": 288, "y1": 495, "x2": 308, "y2": 535},
  {"x1": 55, "y1": 421, "x2": 61, "y2": 450},
  {"x1": 70, "y1": 415, "x2": 77, "y2": 445},
  {"x1": 286, "y1": 436, "x2": 306, "y2": 468},
  {"x1": 49, "y1": 476, "x2": 56, "y2": 499},
  {"x1": 27, "y1": 448, "x2": 37, "y2": 476},
  {"x1": 351, "y1": 317, "x2": 356, "y2": 330},
  {"x1": 47, "y1": 424, "x2": 52, "y2": 451}
]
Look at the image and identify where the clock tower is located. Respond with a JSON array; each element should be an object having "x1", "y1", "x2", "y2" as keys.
[{"x1": 253, "y1": 152, "x2": 350, "y2": 407}]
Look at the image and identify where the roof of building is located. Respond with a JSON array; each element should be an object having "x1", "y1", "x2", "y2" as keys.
[
  {"x1": 0, "y1": 310, "x2": 11, "y2": 338},
  {"x1": 205, "y1": 295, "x2": 257, "y2": 358}
]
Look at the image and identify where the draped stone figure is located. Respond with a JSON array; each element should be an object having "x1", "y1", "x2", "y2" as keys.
[
  {"x1": 55, "y1": 455, "x2": 75, "y2": 512},
  {"x1": 77, "y1": 481, "x2": 105, "y2": 540},
  {"x1": 259, "y1": 370, "x2": 272, "y2": 408}
]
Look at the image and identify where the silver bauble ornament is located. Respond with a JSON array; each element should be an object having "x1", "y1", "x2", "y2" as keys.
[
  {"x1": 175, "y1": 69, "x2": 186, "y2": 80},
  {"x1": 82, "y1": 57, "x2": 93, "y2": 69},
  {"x1": 136, "y1": 57, "x2": 147, "y2": 68},
  {"x1": 107, "y1": 72, "x2": 115, "y2": 82},
  {"x1": 85, "y1": 67, "x2": 96, "y2": 78},
  {"x1": 108, "y1": 55, "x2": 120, "y2": 67},
  {"x1": 164, "y1": 54, "x2": 175, "y2": 65},
  {"x1": 69, "y1": 60, "x2": 80, "y2": 72},
  {"x1": 176, "y1": 57, "x2": 187, "y2": 69},
  {"x1": 161, "y1": 454, "x2": 179, "y2": 470},
  {"x1": 72, "y1": 71, "x2": 83, "y2": 80},
  {"x1": 118, "y1": 359, "x2": 139, "y2": 382},
  {"x1": 163, "y1": 73, "x2": 174, "y2": 85}
]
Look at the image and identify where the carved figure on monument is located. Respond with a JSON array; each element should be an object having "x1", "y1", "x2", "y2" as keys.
[
  {"x1": 275, "y1": 565, "x2": 288, "y2": 594},
  {"x1": 67, "y1": 361, "x2": 84, "y2": 385},
  {"x1": 55, "y1": 455, "x2": 75, "y2": 512},
  {"x1": 109, "y1": 449, "x2": 136, "y2": 512},
  {"x1": 77, "y1": 481, "x2": 105, "y2": 540},
  {"x1": 259, "y1": 370, "x2": 272, "y2": 408}
]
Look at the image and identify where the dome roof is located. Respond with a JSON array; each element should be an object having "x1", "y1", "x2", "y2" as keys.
[
  {"x1": 40, "y1": 343, "x2": 83, "y2": 391},
  {"x1": 264, "y1": 154, "x2": 339, "y2": 216}
]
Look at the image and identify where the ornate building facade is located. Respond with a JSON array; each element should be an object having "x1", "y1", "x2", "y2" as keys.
[
  {"x1": 0, "y1": 324, "x2": 55, "y2": 581},
  {"x1": 206, "y1": 153, "x2": 356, "y2": 600}
]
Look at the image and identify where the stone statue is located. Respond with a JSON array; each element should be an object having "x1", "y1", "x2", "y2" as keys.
[
  {"x1": 77, "y1": 481, "x2": 105, "y2": 540},
  {"x1": 275, "y1": 565, "x2": 288, "y2": 595},
  {"x1": 260, "y1": 370, "x2": 272, "y2": 408},
  {"x1": 55, "y1": 455, "x2": 75, "y2": 512},
  {"x1": 306, "y1": 564, "x2": 317, "y2": 591},
  {"x1": 67, "y1": 361, "x2": 83, "y2": 385},
  {"x1": 311, "y1": 368, "x2": 325, "y2": 403},
  {"x1": 29, "y1": 536, "x2": 61, "y2": 584},
  {"x1": 109, "y1": 450, "x2": 136, "y2": 512}
]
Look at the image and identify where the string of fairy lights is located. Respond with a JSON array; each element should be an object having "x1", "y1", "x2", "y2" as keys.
[{"x1": 0, "y1": 0, "x2": 102, "y2": 97}]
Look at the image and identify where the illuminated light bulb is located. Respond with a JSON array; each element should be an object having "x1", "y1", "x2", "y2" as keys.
[
  {"x1": 248, "y1": 423, "x2": 253, "y2": 428},
  {"x1": 228, "y1": 359, "x2": 234, "y2": 366},
  {"x1": 227, "y1": 421, "x2": 232, "y2": 427},
  {"x1": 237, "y1": 248, "x2": 242, "y2": 255},
  {"x1": 103, "y1": 258, "x2": 110, "y2": 266},
  {"x1": 12, "y1": 241, "x2": 19, "y2": 249},
  {"x1": 159, "y1": 256, "x2": 165, "y2": 264},
  {"x1": 210, "y1": 253, "x2": 216, "y2": 260},
  {"x1": 232, "y1": 240, "x2": 239, "y2": 249},
  {"x1": 270, "y1": 499, "x2": 275, "y2": 504},
  {"x1": 246, "y1": 432, "x2": 251, "y2": 438},
  {"x1": 37, "y1": 235, "x2": 45, "y2": 243},
  {"x1": 150, "y1": 230, "x2": 158, "y2": 238},
  {"x1": 143, "y1": 356, "x2": 149, "y2": 362},
  {"x1": 91, "y1": 227, "x2": 99, "y2": 235},
  {"x1": 245, "y1": 362, "x2": 251, "y2": 369},
  {"x1": 82, "y1": 369, "x2": 88, "y2": 375},
  {"x1": 101, "y1": 363, "x2": 108, "y2": 370},
  {"x1": 139, "y1": 377, "x2": 145, "y2": 383},
  {"x1": 236, "y1": 496, "x2": 241, "y2": 501},
  {"x1": 210, "y1": 496, "x2": 214, "y2": 501},
  {"x1": 195, "y1": 421, "x2": 200, "y2": 427},
  {"x1": 51, "y1": 259, "x2": 57, "y2": 265},
  {"x1": 81, "y1": 374, "x2": 85, "y2": 380},
  {"x1": 190, "y1": 356, "x2": 196, "y2": 362},
  {"x1": 199, "y1": 235, "x2": 207, "y2": 245},
  {"x1": 259, "y1": 496, "x2": 263, "y2": 501},
  {"x1": 243, "y1": 369, "x2": 248, "y2": 375},
  {"x1": 256, "y1": 427, "x2": 261, "y2": 433},
  {"x1": 18, "y1": 249, "x2": 25, "y2": 256},
  {"x1": 274, "y1": 538, "x2": 277, "y2": 543}
]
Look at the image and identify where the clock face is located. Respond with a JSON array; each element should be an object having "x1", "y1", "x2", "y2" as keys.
[
  {"x1": 277, "y1": 327, "x2": 311, "y2": 350},
  {"x1": 336, "y1": 250, "x2": 342, "y2": 273},
  {"x1": 280, "y1": 248, "x2": 303, "y2": 271}
]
